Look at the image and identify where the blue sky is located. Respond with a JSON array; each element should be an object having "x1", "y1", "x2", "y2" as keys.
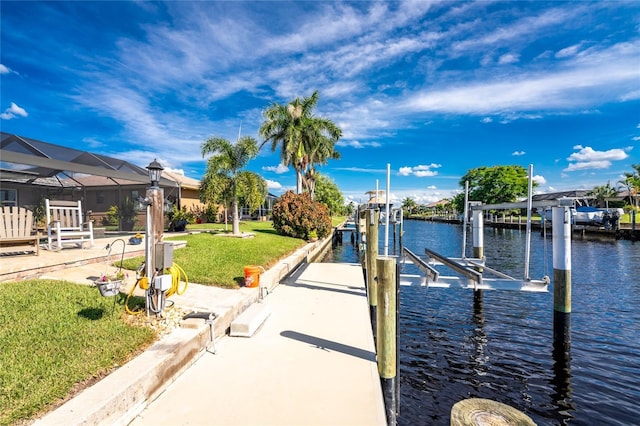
[{"x1": 1, "y1": 1, "x2": 639, "y2": 205}]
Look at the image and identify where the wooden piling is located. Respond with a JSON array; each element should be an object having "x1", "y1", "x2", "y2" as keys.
[
  {"x1": 357, "y1": 208, "x2": 366, "y2": 246},
  {"x1": 552, "y1": 206, "x2": 571, "y2": 314},
  {"x1": 399, "y1": 209, "x2": 403, "y2": 251},
  {"x1": 552, "y1": 206, "x2": 572, "y2": 348},
  {"x1": 377, "y1": 256, "x2": 397, "y2": 426},
  {"x1": 366, "y1": 209, "x2": 379, "y2": 331},
  {"x1": 450, "y1": 398, "x2": 535, "y2": 426}
]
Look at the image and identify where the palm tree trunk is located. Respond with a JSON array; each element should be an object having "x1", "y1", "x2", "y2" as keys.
[
  {"x1": 296, "y1": 170, "x2": 303, "y2": 194},
  {"x1": 232, "y1": 197, "x2": 240, "y2": 235}
]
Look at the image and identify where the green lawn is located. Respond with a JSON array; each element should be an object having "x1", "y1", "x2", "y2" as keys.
[
  {"x1": 122, "y1": 219, "x2": 343, "y2": 288},
  {"x1": 0, "y1": 281, "x2": 155, "y2": 426}
]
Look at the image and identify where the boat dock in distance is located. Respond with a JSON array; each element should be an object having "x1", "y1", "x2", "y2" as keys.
[{"x1": 408, "y1": 214, "x2": 638, "y2": 241}]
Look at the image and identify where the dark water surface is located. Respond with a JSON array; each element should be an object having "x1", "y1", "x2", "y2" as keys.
[{"x1": 324, "y1": 220, "x2": 640, "y2": 425}]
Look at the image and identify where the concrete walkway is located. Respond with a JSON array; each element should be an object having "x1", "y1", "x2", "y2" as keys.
[
  {"x1": 11, "y1": 234, "x2": 386, "y2": 425},
  {"x1": 130, "y1": 262, "x2": 386, "y2": 426}
]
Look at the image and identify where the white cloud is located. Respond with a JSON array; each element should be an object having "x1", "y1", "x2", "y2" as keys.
[
  {"x1": 512, "y1": 150, "x2": 526, "y2": 156},
  {"x1": 533, "y1": 175, "x2": 546, "y2": 185},
  {"x1": 0, "y1": 64, "x2": 10, "y2": 74},
  {"x1": 0, "y1": 102, "x2": 28, "y2": 120},
  {"x1": 555, "y1": 43, "x2": 582, "y2": 58},
  {"x1": 336, "y1": 139, "x2": 381, "y2": 149},
  {"x1": 82, "y1": 137, "x2": 105, "y2": 148},
  {"x1": 620, "y1": 89, "x2": 640, "y2": 102},
  {"x1": 334, "y1": 167, "x2": 387, "y2": 174},
  {"x1": 398, "y1": 164, "x2": 441, "y2": 177},
  {"x1": 403, "y1": 41, "x2": 639, "y2": 116},
  {"x1": 164, "y1": 167, "x2": 185, "y2": 176},
  {"x1": 265, "y1": 179, "x2": 282, "y2": 190},
  {"x1": 567, "y1": 145, "x2": 630, "y2": 162},
  {"x1": 564, "y1": 145, "x2": 632, "y2": 171},
  {"x1": 414, "y1": 170, "x2": 437, "y2": 177},
  {"x1": 398, "y1": 166, "x2": 413, "y2": 176},
  {"x1": 414, "y1": 164, "x2": 441, "y2": 171},
  {"x1": 498, "y1": 53, "x2": 519, "y2": 64},
  {"x1": 262, "y1": 164, "x2": 289, "y2": 174},
  {"x1": 481, "y1": 117, "x2": 493, "y2": 123},
  {"x1": 564, "y1": 160, "x2": 612, "y2": 171}
]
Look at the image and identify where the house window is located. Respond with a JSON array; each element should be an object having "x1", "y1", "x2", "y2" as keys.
[
  {"x1": 0, "y1": 189, "x2": 17, "y2": 207},
  {"x1": 96, "y1": 191, "x2": 105, "y2": 204}
]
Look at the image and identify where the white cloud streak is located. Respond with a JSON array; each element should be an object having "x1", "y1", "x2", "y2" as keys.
[
  {"x1": 0, "y1": 102, "x2": 28, "y2": 120},
  {"x1": 262, "y1": 164, "x2": 289, "y2": 174}
]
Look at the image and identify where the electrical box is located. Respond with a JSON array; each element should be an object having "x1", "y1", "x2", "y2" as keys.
[
  {"x1": 154, "y1": 274, "x2": 172, "y2": 291},
  {"x1": 155, "y1": 242, "x2": 174, "y2": 270}
]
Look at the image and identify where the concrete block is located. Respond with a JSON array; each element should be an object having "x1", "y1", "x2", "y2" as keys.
[{"x1": 230, "y1": 303, "x2": 270, "y2": 337}]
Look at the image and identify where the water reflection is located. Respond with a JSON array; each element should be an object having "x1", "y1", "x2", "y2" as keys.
[
  {"x1": 552, "y1": 312, "x2": 575, "y2": 423},
  {"x1": 470, "y1": 291, "x2": 487, "y2": 383}
]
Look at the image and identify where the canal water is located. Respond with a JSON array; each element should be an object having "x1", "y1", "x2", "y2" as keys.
[{"x1": 323, "y1": 219, "x2": 640, "y2": 425}]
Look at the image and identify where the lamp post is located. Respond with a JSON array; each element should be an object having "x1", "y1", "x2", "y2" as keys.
[
  {"x1": 145, "y1": 159, "x2": 165, "y2": 315},
  {"x1": 146, "y1": 158, "x2": 164, "y2": 188}
]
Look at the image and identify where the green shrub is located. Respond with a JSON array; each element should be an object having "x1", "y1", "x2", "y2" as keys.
[
  {"x1": 272, "y1": 191, "x2": 331, "y2": 240},
  {"x1": 103, "y1": 205, "x2": 119, "y2": 226},
  {"x1": 205, "y1": 203, "x2": 220, "y2": 222}
]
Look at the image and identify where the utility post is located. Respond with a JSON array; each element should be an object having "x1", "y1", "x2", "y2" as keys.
[{"x1": 145, "y1": 159, "x2": 165, "y2": 316}]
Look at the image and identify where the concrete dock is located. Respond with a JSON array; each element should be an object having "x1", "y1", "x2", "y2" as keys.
[{"x1": 131, "y1": 262, "x2": 385, "y2": 426}]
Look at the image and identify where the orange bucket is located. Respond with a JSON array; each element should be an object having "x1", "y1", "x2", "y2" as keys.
[{"x1": 244, "y1": 265, "x2": 261, "y2": 288}]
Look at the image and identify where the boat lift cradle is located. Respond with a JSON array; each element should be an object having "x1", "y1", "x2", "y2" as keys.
[
  {"x1": 399, "y1": 165, "x2": 550, "y2": 293},
  {"x1": 401, "y1": 247, "x2": 549, "y2": 292}
]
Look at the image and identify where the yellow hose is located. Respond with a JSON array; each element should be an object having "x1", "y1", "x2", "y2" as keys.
[
  {"x1": 124, "y1": 262, "x2": 188, "y2": 314},
  {"x1": 125, "y1": 277, "x2": 145, "y2": 315},
  {"x1": 166, "y1": 263, "x2": 188, "y2": 297}
]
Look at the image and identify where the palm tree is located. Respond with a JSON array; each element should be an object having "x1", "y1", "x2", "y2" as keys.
[
  {"x1": 201, "y1": 136, "x2": 261, "y2": 235},
  {"x1": 402, "y1": 197, "x2": 418, "y2": 215},
  {"x1": 237, "y1": 171, "x2": 268, "y2": 216},
  {"x1": 619, "y1": 163, "x2": 640, "y2": 209},
  {"x1": 589, "y1": 182, "x2": 618, "y2": 208},
  {"x1": 259, "y1": 90, "x2": 341, "y2": 195},
  {"x1": 303, "y1": 130, "x2": 341, "y2": 199},
  {"x1": 199, "y1": 169, "x2": 233, "y2": 229}
]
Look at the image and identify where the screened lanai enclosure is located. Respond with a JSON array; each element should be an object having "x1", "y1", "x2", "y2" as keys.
[{"x1": 0, "y1": 132, "x2": 180, "y2": 230}]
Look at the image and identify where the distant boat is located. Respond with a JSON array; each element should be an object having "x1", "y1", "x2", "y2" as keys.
[
  {"x1": 543, "y1": 206, "x2": 623, "y2": 225},
  {"x1": 574, "y1": 206, "x2": 602, "y2": 225}
]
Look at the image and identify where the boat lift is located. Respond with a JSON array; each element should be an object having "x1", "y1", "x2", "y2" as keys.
[
  {"x1": 400, "y1": 165, "x2": 551, "y2": 293},
  {"x1": 401, "y1": 247, "x2": 550, "y2": 292}
]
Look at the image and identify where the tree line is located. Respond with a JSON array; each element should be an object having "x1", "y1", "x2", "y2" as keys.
[{"x1": 402, "y1": 163, "x2": 640, "y2": 216}]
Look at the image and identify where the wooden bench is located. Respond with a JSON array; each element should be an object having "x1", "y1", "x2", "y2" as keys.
[
  {"x1": 46, "y1": 199, "x2": 94, "y2": 250},
  {"x1": 0, "y1": 206, "x2": 40, "y2": 255}
]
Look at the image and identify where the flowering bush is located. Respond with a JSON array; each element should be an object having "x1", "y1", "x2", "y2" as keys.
[
  {"x1": 271, "y1": 191, "x2": 331, "y2": 240},
  {"x1": 100, "y1": 270, "x2": 128, "y2": 282}
]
